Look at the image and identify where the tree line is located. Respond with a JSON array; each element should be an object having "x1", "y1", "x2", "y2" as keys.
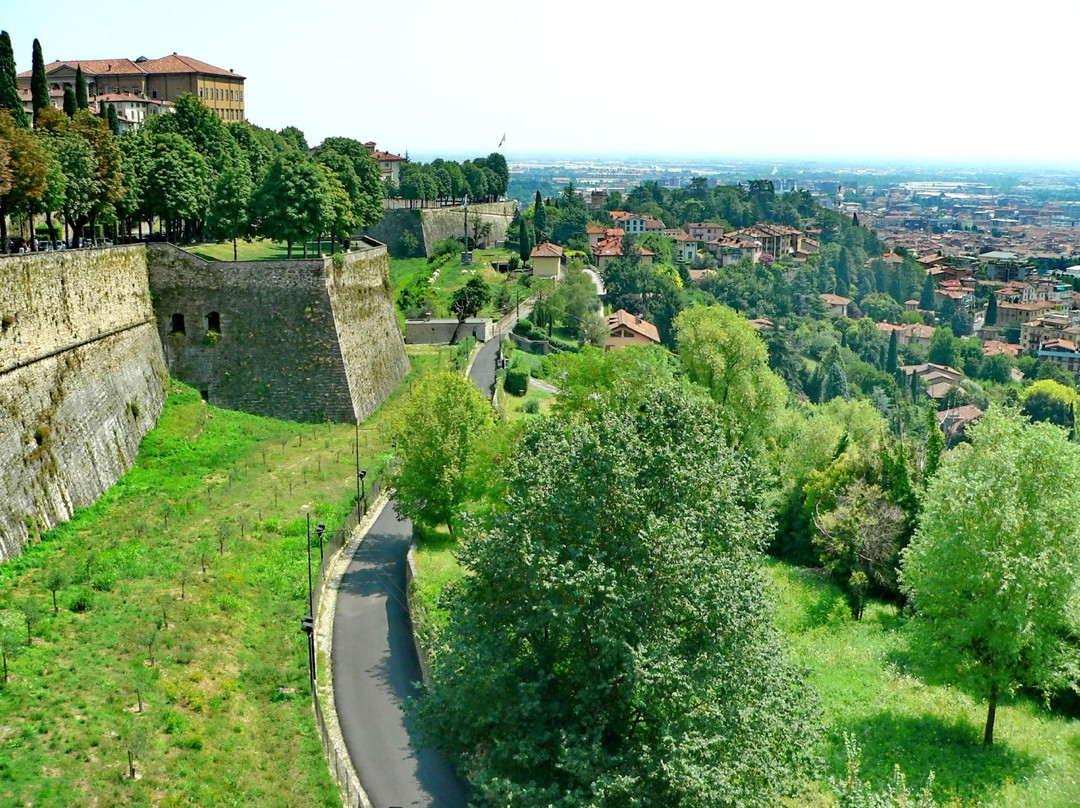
[{"x1": 391, "y1": 153, "x2": 508, "y2": 205}]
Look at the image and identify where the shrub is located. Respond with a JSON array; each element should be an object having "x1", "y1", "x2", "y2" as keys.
[
  {"x1": 508, "y1": 255, "x2": 520, "y2": 272},
  {"x1": 430, "y1": 237, "x2": 460, "y2": 261},
  {"x1": 523, "y1": 398, "x2": 541, "y2": 414},
  {"x1": 548, "y1": 335, "x2": 579, "y2": 354},
  {"x1": 67, "y1": 587, "x2": 93, "y2": 612},
  {"x1": 90, "y1": 569, "x2": 116, "y2": 592},
  {"x1": 504, "y1": 367, "x2": 529, "y2": 396}
]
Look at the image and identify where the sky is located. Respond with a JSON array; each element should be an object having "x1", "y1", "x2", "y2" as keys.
[{"x1": 7, "y1": 0, "x2": 1080, "y2": 168}]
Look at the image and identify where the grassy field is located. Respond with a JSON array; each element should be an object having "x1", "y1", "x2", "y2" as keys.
[
  {"x1": 409, "y1": 544, "x2": 1080, "y2": 807},
  {"x1": 187, "y1": 238, "x2": 338, "y2": 262},
  {"x1": 390, "y1": 249, "x2": 539, "y2": 321},
  {"x1": 0, "y1": 345, "x2": 453, "y2": 808}
]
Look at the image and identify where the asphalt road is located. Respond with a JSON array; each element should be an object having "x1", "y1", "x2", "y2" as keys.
[
  {"x1": 470, "y1": 330, "x2": 502, "y2": 398},
  {"x1": 332, "y1": 502, "x2": 468, "y2": 808}
]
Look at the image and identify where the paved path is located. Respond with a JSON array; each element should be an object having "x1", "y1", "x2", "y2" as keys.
[
  {"x1": 332, "y1": 503, "x2": 468, "y2": 808},
  {"x1": 471, "y1": 331, "x2": 503, "y2": 399}
]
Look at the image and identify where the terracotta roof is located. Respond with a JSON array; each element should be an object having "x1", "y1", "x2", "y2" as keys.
[
  {"x1": 606, "y1": 309, "x2": 660, "y2": 344},
  {"x1": 138, "y1": 54, "x2": 243, "y2": 79},
  {"x1": 982, "y1": 340, "x2": 1024, "y2": 357},
  {"x1": 1042, "y1": 338, "x2": 1078, "y2": 352},
  {"x1": 586, "y1": 225, "x2": 606, "y2": 234},
  {"x1": 530, "y1": 242, "x2": 563, "y2": 258},
  {"x1": 370, "y1": 149, "x2": 403, "y2": 162},
  {"x1": 820, "y1": 293, "x2": 852, "y2": 306},
  {"x1": 20, "y1": 58, "x2": 144, "y2": 78}
]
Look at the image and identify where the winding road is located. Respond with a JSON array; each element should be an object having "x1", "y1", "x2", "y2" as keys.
[{"x1": 331, "y1": 331, "x2": 508, "y2": 807}]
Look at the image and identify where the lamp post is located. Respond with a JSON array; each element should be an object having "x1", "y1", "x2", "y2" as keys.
[
  {"x1": 359, "y1": 469, "x2": 367, "y2": 515},
  {"x1": 354, "y1": 418, "x2": 361, "y2": 510},
  {"x1": 462, "y1": 195, "x2": 472, "y2": 266},
  {"x1": 315, "y1": 522, "x2": 326, "y2": 564},
  {"x1": 303, "y1": 510, "x2": 316, "y2": 683}
]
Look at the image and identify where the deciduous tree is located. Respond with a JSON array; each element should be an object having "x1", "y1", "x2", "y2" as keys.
[
  {"x1": 901, "y1": 408, "x2": 1080, "y2": 746},
  {"x1": 206, "y1": 166, "x2": 251, "y2": 260}
]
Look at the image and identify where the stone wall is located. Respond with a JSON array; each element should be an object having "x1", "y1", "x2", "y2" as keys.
[
  {"x1": 358, "y1": 209, "x2": 424, "y2": 258},
  {"x1": 148, "y1": 241, "x2": 409, "y2": 424},
  {"x1": 405, "y1": 318, "x2": 493, "y2": 344},
  {"x1": 419, "y1": 202, "x2": 516, "y2": 255},
  {"x1": 0, "y1": 248, "x2": 167, "y2": 560}
]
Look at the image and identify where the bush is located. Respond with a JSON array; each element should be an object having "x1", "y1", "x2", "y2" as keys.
[
  {"x1": 67, "y1": 587, "x2": 93, "y2": 612},
  {"x1": 548, "y1": 335, "x2": 579, "y2": 354},
  {"x1": 504, "y1": 367, "x2": 529, "y2": 396},
  {"x1": 523, "y1": 398, "x2": 541, "y2": 414},
  {"x1": 508, "y1": 255, "x2": 520, "y2": 272},
  {"x1": 430, "y1": 237, "x2": 460, "y2": 261},
  {"x1": 512, "y1": 318, "x2": 534, "y2": 337}
]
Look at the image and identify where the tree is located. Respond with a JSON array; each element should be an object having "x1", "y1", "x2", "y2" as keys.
[
  {"x1": 1021, "y1": 378, "x2": 1079, "y2": 431},
  {"x1": 886, "y1": 329, "x2": 899, "y2": 374},
  {"x1": 985, "y1": 292, "x2": 998, "y2": 326},
  {"x1": 919, "y1": 275, "x2": 935, "y2": 310},
  {"x1": 207, "y1": 167, "x2": 252, "y2": 260},
  {"x1": 675, "y1": 304, "x2": 788, "y2": 450},
  {"x1": 831, "y1": 734, "x2": 938, "y2": 808},
  {"x1": 30, "y1": 39, "x2": 49, "y2": 125},
  {"x1": 20, "y1": 600, "x2": 42, "y2": 646},
  {"x1": 450, "y1": 276, "x2": 490, "y2": 323},
  {"x1": 927, "y1": 328, "x2": 956, "y2": 368},
  {"x1": 143, "y1": 133, "x2": 209, "y2": 241},
  {"x1": 0, "y1": 110, "x2": 48, "y2": 252},
  {"x1": 518, "y1": 221, "x2": 533, "y2": 264},
  {"x1": 106, "y1": 103, "x2": 119, "y2": 136},
  {"x1": 0, "y1": 32, "x2": 28, "y2": 128},
  {"x1": 62, "y1": 86, "x2": 76, "y2": 117},
  {"x1": 533, "y1": 189, "x2": 547, "y2": 241},
  {"x1": 823, "y1": 362, "x2": 851, "y2": 402},
  {"x1": 75, "y1": 65, "x2": 88, "y2": 110},
  {"x1": 0, "y1": 611, "x2": 21, "y2": 683},
  {"x1": 900, "y1": 408, "x2": 1080, "y2": 746},
  {"x1": 860, "y1": 292, "x2": 904, "y2": 323},
  {"x1": 413, "y1": 384, "x2": 821, "y2": 807},
  {"x1": 389, "y1": 372, "x2": 494, "y2": 534},
  {"x1": 251, "y1": 151, "x2": 331, "y2": 257},
  {"x1": 46, "y1": 569, "x2": 65, "y2": 613}
]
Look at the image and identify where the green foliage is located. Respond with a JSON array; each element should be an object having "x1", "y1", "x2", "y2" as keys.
[
  {"x1": 927, "y1": 328, "x2": 956, "y2": 368},
  {"x1": 901, "y1": 408, "x2": 1080, "y2": 746},
  {"x1": 414, "y1": 384, "x2": 821, "y2": 807},
  {"x1": 74, "y1": 66, "x2": 88, "y2": 110},
  {"x1": 143, "y1": 133, "x2": 209, "y2": 225},
  {"x1": 1021, "y1": 379, "x2": 1078, "y2": 430},
  {"x1": 251, "y1": 150, "x2": 331, "y2": 255},
  {"x1": 832, "y1": 734, "x2": 938, "y2": 808},
  {"x1": 62, "y1": 86, "x2": 76, "y2": 117},
  {"x1": 206, "y1": 166, "x2": 252, "y2": 253},
  {"x1": 450, "y1": 276, "x2": 490, "y2": 321},
  {"x1": 532, "y1": 189, "x2": 547, "y2": 241},
  {"x1": 389, "y1": 372, "x2": 494, "y2": 533},
  {"x1": 861, "y1": 293, "x2": 905, "y2": 323},
  {"x1": 0, "y1": 32, "x2": 29, "y2": 128},
  {"x1": 30, "y1": 39, "x2": 48, "y2": 125},
  {"x1": 824, "y1": 362, "x2": 851, "y2": 402},
  {"x1": 675, "y1": 304, "x2": 789, "y2": 450}
]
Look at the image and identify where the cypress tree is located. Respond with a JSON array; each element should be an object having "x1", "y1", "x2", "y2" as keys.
[
  {"x1": 852, "y1": 211, "x2": 860, "y2": 227},
  {"x1": 533, "y1": 190, "x2": 547, "y2": 242},
  {"x1": 75, "y1": 65, "x2": 88, "y2": 109},
  {"x1": 986, "y1": 292, "x2": 998, "y2": 326},
  {"x1": 31, "y1": 39, "x2": 48, "y2": 124},
  {"x1": 887, "y1": 329, "x2": 899, "y2": 374},
  {"x1": 919, "y1": 274, "x2": 935, "y2": 310},
  {"x1": 107, "y1": 103, "x2": 119, "y2": 135},
  {"x1": 62, "y1": 85, "x2": 76, "y2": 116},
  {"x1": 0, "y1": 31, "x2": 29, "y2": 128},
  {"x1": 823, "y1": 362, "x2": 850, "y2": 402},
  {"x1": 910, "y1": 369, "x2": 920, "y2": 400}
]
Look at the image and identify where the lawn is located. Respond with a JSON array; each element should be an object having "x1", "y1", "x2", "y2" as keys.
[
  {"x1": 187, "y1": 238, "x2": 340, "y2": 262},
  {"x1": 408, "y1": 547, "x2": 1080, "y2": 807},
  {"x1": 0, "y1": 345, "x2": 453, "y2": 807},
  {"x1": 390, "y1": 248, "x2": 541, "y2": 322}
]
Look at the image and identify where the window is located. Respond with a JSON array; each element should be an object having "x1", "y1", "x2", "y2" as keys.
[
  {"x1": 170, "y1": 313, "x2": 186, "y2": 335},
  {"x1": 206, "y1": 312, "x2": 221, "y2": 333}
]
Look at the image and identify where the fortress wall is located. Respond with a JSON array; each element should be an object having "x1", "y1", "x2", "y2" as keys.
[
  {"x1": 0, "y1": 249, "x2": 167, "y2": 560},
  {"x1": 419, "y1": 202, "x2": 517, "y2": 254}
]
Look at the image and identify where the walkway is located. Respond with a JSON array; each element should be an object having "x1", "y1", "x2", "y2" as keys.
[{"x1": 332, "y1": 503, "x2": 468, "y2": 808}]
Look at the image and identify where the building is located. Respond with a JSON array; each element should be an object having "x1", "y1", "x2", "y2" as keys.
[
  {"x1": 875, "y1": 321, "x2": 934, "y2": 348},
  {"x1": 820, "y1": 293, "x2": 852, "y2": 317},
  {"x1": 91, "y1": 92, "x2": 172, "y2": 130},
  {"x1": 936, "y1": 405, "x2": 985, "y2": 447},
  {"x1": 586, "y1": 225, "x2": 625, "y2": 248},
  {"x1": 530, "y1": 242, "x2": 564, "y2": 279},
  {"x1": 592, "y1": 238, "x2": 654, "y2": 271},
  {"x1": 705, "y1": 233, "x2": 762, "y2": 266},
  {"x1": 670, "y1": 232, "x2": 698, "y2": 262},
  {"x1": 934, "y1": 279, "x2": 975, "y2": 310},
  {"x1": 1037, "y1": 339, "x2": 1080, "y2": 381},
  {"x1": 686, "y1": 222, "x2": 726, "y2": 242},
  {"x1": 17, "y1": 54, "x2": 245, "y2": 122},
  {"x1": 979, "y1": 250, "x2": 1029, "y2": 283},
  {"x1": 606, "y1": 309, "x2": 661, "y2": 350},
  {"x1": 1020, "y1": 311, "x2": 1080, "y2": 353},
  {"x1": 735, "y1": 223, "x2": 804, "y2": 257},
  {"x1": 364, "y1": 142, "x2": 405, "y2": 186},
  {"x1": 610, "y1": 211, "x2": 648, "y2": 235},
  {"x1": 997, "y1": 300, "x2": 1057, "y2": 329}
]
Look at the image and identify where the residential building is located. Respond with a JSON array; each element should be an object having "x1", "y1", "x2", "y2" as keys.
[
  {"x1": 875, "y1": 321, "x2": 934, "y2": 348},
  {"x1": 997, "y1": 299, "x2": 1057, "y2": 328},
  {"x1": 934, "y1": 279, "x2": 975, "y2": 310},
  {"x1": 670, "y1": 232, "x2": 698, "y2": 262},
  {"x1": 736, "y1": 223, "x2": 804, "y2": 257},
  {"x1": 17, "y1": 54, "x2": 245, "y2": 121},
  {"x1": 1019, "y1": 311, "x2": 1080, "y2": 353},
  {"x1": 979, "y1": 250, "x2": 1029, "y2": 282},
  {"x1": 686, "y1": 222, "x2": 726, "y2": 242},
  {"x1": 902, "y1": 363, "x2": 965, "y2": 400},
  {"x1": 592, "y1": 237, "x2": 654, "y2": 271},
  {"x1": 606, "y1": 309, "x2": 661, "y2": 350},
  {"x1": 1037, "y1": 339, "x2": 1080, "y2": 381},
  {"x1": 586, "y1": 225, "x2": 624, "y2": 248},
  {"x1": 936, "y1": 405, "x2": 985, "y2": 447},
  {"x1": 982, "y1": 339, "x2": 1024, "y2": 358},
  {"x1": 530, "y1": 242, "x2": 564, "y2": 279},
  {"x1": 364, "y1": 142, "x2": 405, "y2": 185},
  {"x1": 820, "y1": 293, "x2": 852, "y2": 317},
  {"x1": 610, "y1": 211, "x2": 648, "y2": 235},
  {"x1": 705, "y1": 233, "x2": 762, "y2": 266}
]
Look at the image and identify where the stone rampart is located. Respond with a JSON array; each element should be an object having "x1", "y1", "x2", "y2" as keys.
[
  {"x1": 419, "y1": 202, "x2": 516, "y2": 255},
  {"x1": 0, "y1": 248, "x2": 167, "y2": 560},
  {"x1": 148, "y1": 241, "x2": 409, "y2": 424}
]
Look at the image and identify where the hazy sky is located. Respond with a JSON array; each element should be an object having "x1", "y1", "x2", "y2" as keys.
[{"x1": 6, "y1": 0, "x2": 1080, "y2": 167}]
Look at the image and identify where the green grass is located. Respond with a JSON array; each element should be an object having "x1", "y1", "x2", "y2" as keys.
[
  {"x1": 411, "y1": 526, "x2": 466, "y2": 639},
  {"x1": 390, "y1": 249, "x2": 539, "y2": 321},
  {"x1": 186, "y1": 238, "x2": 338, "y2": 262},
  {"x1": 0, "y1": 345, "x2": 451, "y2": 807},
  {"x1": 766, "y1": 559, "x2": 1080, "y2": 807}
]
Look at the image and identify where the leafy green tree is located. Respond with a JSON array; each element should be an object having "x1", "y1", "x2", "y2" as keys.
[
  {"x1": 0, "y1": 110, "x2": 47, "y2": 251},
  {"x1": 0, "y1": 611, "x2": 21, "y2": 682},
  {"x1": 143, "y1": 133, "x2": 209, "y2": 241},
  {"x1": 69, "y1": 110, "x2": 125, "y2": 238},
  {"x1": 414, "y1": 384, "x2": 821, "y2": 807},
  {"x1": 207, "y1": 167, "x2": 252, "y2": 259},
  {"x1": 0, "y1": 32, "x2": 28, "y2": 128},
  {"x1": 30, "y1": 39, "x2": 49, "y2": 125},
  {"x1": 860, "y1": 292, "x2": 904, "y2": 323},
  {"x1": 52, "y1": 133, "x2": 97, "y2": 243},
  {"x1": 62, "y1": 85, "x2": 76, "y2": 117},
  {"x1": 106, "y1": 103, "x2": 119, "y2": 135},
  {"x1": 901, "y1": 408, "x2": 1080, "y2": 746},
  {"x1": 46, "y1": 569, "x2": 65, "y2": 612},
  {"x1": 278, "y1": 125, "x2": 308, "y2": 152},
  {"x1": 313, "y1": 137, "x2": 384, "y2": 227},
  {"x1": 927, "y1": 328, "x2": 956, "y2": 368},
  {"x1": 1021, "y1": 378, "x2": 1078, "y2": 431},
  {"x1": 389, "y1": 372, "x2": 493, "y2": 534},
  {"x1": 924, "y1": 409, "x2": 945, "y2": 480},
  {"x1": 251, "y1": 151, "x2": 331, "y2": 257},
  {"x1": 449, "y1": 276, "x2": 490, "y2": 323},
  {"x1": 75, "y1": 65, "x2": 88, "y2": 110},
  {"x1": 319, "y1": 170, "x2": 356, "y2": 253},
  {"x1": 675, "y1": 304, "x2": 788, "y2": 450}
]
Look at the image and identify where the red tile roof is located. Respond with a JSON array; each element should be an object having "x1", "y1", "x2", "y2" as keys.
[
  {"x1": 531, "y1": 242, "x2": 563, "y2": 258},
  {"x1": 607, "y1": 309, "x2": 660, "y2": 344},
  {"x1": 139, "y1": 54, "x2": 243, "y2": 79},
  {"x1": 21, "y1": 55, "x2": 243, "y2": 79}
]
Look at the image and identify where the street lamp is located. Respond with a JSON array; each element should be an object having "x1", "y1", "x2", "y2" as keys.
[
  {"x1": 359, "y1": 469, "x2": 367, "y2": 514},
  {"x1": 315, "y1": 522, "x2": 326, "y2": 564}
]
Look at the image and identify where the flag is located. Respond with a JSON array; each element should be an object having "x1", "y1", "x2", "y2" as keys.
[{"x1": 498, "y1": 132, "x2": 506, "y2": 148}]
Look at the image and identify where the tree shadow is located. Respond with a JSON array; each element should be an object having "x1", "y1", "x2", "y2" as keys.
[{"x1": 833, "y1": 712, "x2": 1037, "y2": 805}]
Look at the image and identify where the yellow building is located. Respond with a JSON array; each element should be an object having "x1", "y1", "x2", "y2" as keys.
[
  {"x1": 606, "y1": 309, "x2": 661, "y2": 351},
  {"x1": 530, "y1": 242, "x2": 564, "y2": 279},
  {"x1": 18, "y1": 54, "x2": 245, "y2": 122}
]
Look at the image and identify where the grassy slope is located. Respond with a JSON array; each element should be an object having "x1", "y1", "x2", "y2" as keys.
[
  {"x1": 0, "y1": 346, "x2": 452, "y2": 807},
  {"x1": 390, "y1": 249, "x2": 538, "y2": 321}
]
